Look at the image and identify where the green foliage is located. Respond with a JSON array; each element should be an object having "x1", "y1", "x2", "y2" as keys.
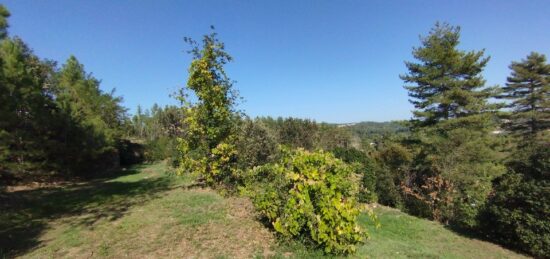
[
  {"x1": 129, "y1": 104, "x2": 183, "y2": 164},
  {"x1": 176, "y1": 30, "x2": 239, "y2": 186},
  {"x1": 403, "y1": 115, "x2": 505, "y2": 228},
  {"x1": 258, "y1": 117, "x2": 356, "y2": 150},
  {"x1": 499, "y1": 52, "x2": 550, "y2": 139},
  {"x1": 0, "y1": 4, "x2": 9, "y2": 39},
  {"x1": 53, "y1": 56, "x2": 127, "y2": 174},
  {"x1": 130, "y1": 104, "x2": 183, "y2": 141},
  {"x1": 117, "y1": 139, "x2": 144, "y2": 166},
  {"x1": 245, "y1": 148, "x2": 367, "y2": 254},
  {"x1": 401, "y1": 22, "x2": 498, "y2": 128},
  {"x1": 317, "y1": 124, "x2": 357, "y2": 150},
  {"x1": 260, "y1": 117, "x2": 319, "y2": 150},
  {"x1": 372, "y1": 142, "x2": 413, "y2": 208},
  {"x1": 235, "y1": 118, "x2": 279, "y2": 170},
  {"x1": 331, "y1": 147, "x2": 377, "y2": 203},
  {"x1": 143, "y1": 137, "x2": 177, "y2": 162},
  {"x1": 0, "y1": 37, "x2": 57, "y2": 173},
  {"x1": 480, "y1": 53, "x2": 550, "y2": 257},
  {"x1": 0, "y1": 7, "x2": 127, "y2": 177},
  {"x1": 483, "y1": 173, "x2": 550, "y2": 257},
  {"x1": 399, "y1": 22, "x2": 504, "y2": 229},
  {"x1": 481, "y1": 140, "x2": 550, "y2": 257},
  {"x1": 345, "y1": 121, "x2": 409, "y2": 149}
]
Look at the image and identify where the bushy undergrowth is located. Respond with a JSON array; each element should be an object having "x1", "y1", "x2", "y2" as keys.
[
  {"x1": 481, "y1": 142, "x2": 550, "y2": 257},
  {"x1": 331, "y1": 147, "x2": 377, "y2": 203},
  {"x1": 241, "y1": 148, "x2": 369, "y2": 254}
]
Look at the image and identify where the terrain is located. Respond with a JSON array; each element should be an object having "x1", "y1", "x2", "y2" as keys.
[{"x1": 1, "y1": 163, "x2": 527, "y2": 258}]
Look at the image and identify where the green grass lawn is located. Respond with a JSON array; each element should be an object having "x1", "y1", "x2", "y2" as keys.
[{"x1": 0, "y1": 163, "x2": 528, "y2": 258}]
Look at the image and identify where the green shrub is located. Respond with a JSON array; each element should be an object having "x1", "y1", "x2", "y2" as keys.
[
  {"x1": 235, "y1": 119, "x2": 279, "y2": 170},
  {"x1": 331, "y1": 147, "x2": 377, "y2": 203},
  {"x1": 372, "y1": 143, "x2": 413, "y2": 208},
  {"x1": 401, "y1": 117, "x2": 505, "y2": 228},
  {"x1": 481, "y1": 142, "x2": 550, "y2": 257},
  {"x1": 143, "y1": 137, "x2": 178, "y2": 162},
  {"x1": 244, "y1": 148, "x2": 368, "y2": 254}
]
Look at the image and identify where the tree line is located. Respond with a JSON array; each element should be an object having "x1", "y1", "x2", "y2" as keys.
[{"x1": 0, "y1": 5, "x2": 127, "y2": 182}]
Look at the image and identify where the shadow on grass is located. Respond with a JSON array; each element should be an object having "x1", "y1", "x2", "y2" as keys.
[
  {"x1": 0, "y1": 165, "x2": 172, "y2": 258},
  {"x1": 445, "y1": 224, "x2": 531, "y2": 258}
]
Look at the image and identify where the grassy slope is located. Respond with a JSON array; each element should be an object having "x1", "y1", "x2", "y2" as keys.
[{"x1": 0, "y1": 163, "x2": 527, "y2": 258}]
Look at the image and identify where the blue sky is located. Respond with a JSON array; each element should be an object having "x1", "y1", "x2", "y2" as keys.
[{"x1": 2, "y1": 0, "x2": 549, "y2": 123}]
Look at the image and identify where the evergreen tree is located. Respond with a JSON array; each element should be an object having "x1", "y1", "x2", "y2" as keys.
[
  {"x1": 177, "y1": 30, "x2": 240, "y2": 186},
  {"x1": 0, "y1": 38, "x2": 57, "y2": 172},
  {"x1": 0, "y1": 4, "x2": 9, "y2": 39},
  {"x1": 400, "y1": 22, "x2": 504, "y2": 228},
  {"x1": 56, "y1": 56, "x2": 125, "y2": 145},
  {"x1": 52, "y1": 56, "x2": 126, "y2": 174},
  {"x1": 499, "y1": 52, "x2": 550, "y2": 139},
  {"x1": 481, "y1": 52, "x2": 550, "y2": 257},
  {"x1": 401, "y1": 22, "x2": 497, "y2": 127}
]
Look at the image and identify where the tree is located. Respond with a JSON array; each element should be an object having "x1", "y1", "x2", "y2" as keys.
[
  {"x1": 400, "y1": 22, "x2": 504, "y2": 228},
  {"x1": 0, "y1": 38, "x2": 57, "y2": 173},
  {"x1": 235, "y1": 118, "x2": 278, "y2": 170},
  {"x1": 257, "y1": 117, "x2": 321, "y2": 150},
  {"x1": 499, "y1": 52, "x2": 550, "y2": 139},
  {"x1": 480, "y1": 52, "x2": 550, "y2": 257},
  {"x1": 52, "y1": 56, "x2": 126, "y2": 174},
  {"x1": 127, "y1": 104, "x2": 184, "y2": 163},
  {"x1": 177, "y1": 30, "x2": 240, "y2": 186},
  {"x1": 401, "y1": 22, "x2": 497, "y2": 128},
  {"x1": 0, "y1": 4, "x2": 9, "y2": 39}
]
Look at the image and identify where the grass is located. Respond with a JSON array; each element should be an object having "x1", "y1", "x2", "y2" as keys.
[{"x1": 0, "y1": 162, "x2": 528, "y2": 258}]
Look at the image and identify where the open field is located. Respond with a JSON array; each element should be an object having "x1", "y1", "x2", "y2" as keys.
[{"x1": 0, "y1": 163, "x2": 528, "y2": 258}]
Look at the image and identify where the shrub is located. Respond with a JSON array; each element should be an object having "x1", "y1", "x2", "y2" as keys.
[
  {"x1": 481, "y1": 142, "x2": 550, "y2": 257},
  {"x1": 372, "y1": 143, "x2": 413, "y2": 208},
  {"x1": 143, "y1": 137, "x2": 178, "y2": 163},
  {"x1": 244, "y1": 148, "x2": 368, "y2": 254},
  {"x1": 331, "y1": 147, "x2": 377, "y2": 203},
  {"x1": 235, "y1": 119, "x2": 279, "y2": 170},
  {"x1": 402, "y1": 117, "x2": 505, "y2": 228}
]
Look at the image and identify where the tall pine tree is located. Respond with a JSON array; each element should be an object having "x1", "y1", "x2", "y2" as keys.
[
  {"x1": 481, "y1": 52, "x2": 550, "y2": 257},
  {"x1": 0, "y1": 38, "x2": 57, "y2": 173},
  {"x1": 401, "y1": 22, "x2": 497, "y2": 127},
  {"x1": 400, "y1": 22, "x2": 504, "y2": 228},
  {"x1": 499, "y1": 52, "x2": 550, "y2": 139}
]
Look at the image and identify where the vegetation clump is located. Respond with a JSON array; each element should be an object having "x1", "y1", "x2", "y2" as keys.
[
  {"x1": 176, "y1": 30, "x2": 240, "y2": 187},
  {"x1": 481, "y1": 52, "x2": 550, "y2": 257},
  {"x1": 244, "y1": 148, "x2": 369, "y2": 254}
]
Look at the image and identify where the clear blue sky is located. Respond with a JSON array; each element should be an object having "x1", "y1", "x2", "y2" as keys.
[{"x1": 2, "y1": 0, "x2": 549, "y2": 123}]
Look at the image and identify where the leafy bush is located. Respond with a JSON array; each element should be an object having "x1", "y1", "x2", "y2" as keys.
[
  {"x1": 481, "y1": 142, "x2": 550, "y2": 257},
  {"x1": 372, "y1": 143, "x2": 413, "y2": 208},
  {"x1": 401, "y1": 117, "x2": 505, "y2": 228},
  {"x1": 331, "y1": 147, "x2": 377, "y2": 203},
  {"x1": 235, "y1": 119, "x2": 279, "y2": 170},
  {"x1": 143, "y1": 136, "x2": 178, "y2": 163},
  {"x1": 244, "y1": 148, "x2": 368, "y2": 254}
]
